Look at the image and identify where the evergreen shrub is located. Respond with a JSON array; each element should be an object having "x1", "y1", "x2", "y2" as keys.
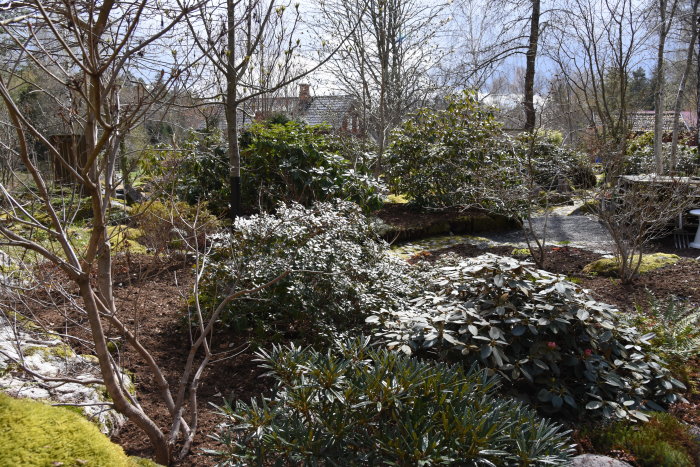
[
  {"x1": 367, "y1": 253, "x2": 685, "y2": 420},
  {"x1": 210, "y1": 338, "x2": 575, "y2": 466}
]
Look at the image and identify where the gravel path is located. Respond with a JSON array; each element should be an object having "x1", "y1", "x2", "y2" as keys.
[
  {"x1": 391, "y1": 203, "x2": 615, "y2": 257},
  {"x1": 483, "y1": 210, "x2": 614, "y2": 254}
]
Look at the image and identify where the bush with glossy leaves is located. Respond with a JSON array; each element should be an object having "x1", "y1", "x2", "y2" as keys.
[
  {"x1": 210, "y1": 337, "x2": 575, "y2": 466},
  {"x1": 198, "y1": 201, "x2": 419, "y2": 341},
  {"x1": 172, "y1": 130, "x2": 230, "y2": 215},
  {"x1": 625, "y1": 132, "x2": 700, "y2": 176},
  {"x1": 240, "y1": 121, "x2": 385, "y2": 213},
  {"x1": 386, "y1": 91, "x2": 519, "y2": 210},
  {"x1": 367, "y1": 253, "x2": 685, "y2": 420},
  {"x1": 515, "y1": 131, "x2": 596, "y2": 191},
  {"x1": 170, "y1": 124, "x2": 384, "y2": 216}
]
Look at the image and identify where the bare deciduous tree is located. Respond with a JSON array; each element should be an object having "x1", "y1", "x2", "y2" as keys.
[
  {"x1": 180, "y1": 0, "x2": 356, "y2": 218},
  {"x1": 586, "y1": 176, "x2": 693, "y2": 282},
  {"x1": 652, "y1": 0, "x2": 679, "y2": 174},
  {"x1": 670, "y1": 0, "x2": 699, "y2": 169},
  {"x1": 0, "y1": 2, "x2": 289, "y2": 464},
  {"x1": 523, "y1": 0, "x2": 541, "y2": 132},
  {"x1": 549, "y1": 0, "x2": 652, "y2": 170},
  {"x1": 319, "y1": 0, "x2": 449, "y2": 171}
]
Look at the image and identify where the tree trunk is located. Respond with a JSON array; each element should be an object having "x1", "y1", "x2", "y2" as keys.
[
  {"x1": 670, "y1": 0, "x2": 699, "y2": 171},
  {"x1": 227, "y1": 102, "x2": 241, "y2": 221},
  {"x1": 523, "y1": 0, "x2": 541, "y2": 132},
  {"x1": 697, "y1": 20, "x2": 700, "y2": 148},
  {"x1": 78, "y1": 279, "x2": 171, "y2": 465},
  {"x1": 653, "y1": 0, "x2": 676, "y2": 174},
  {"x1": 376, "y1": 0, "x2": 390, "y2": 175},
  {"x1": 227, "y1": 0, "x2": 242, "y2": 220}
]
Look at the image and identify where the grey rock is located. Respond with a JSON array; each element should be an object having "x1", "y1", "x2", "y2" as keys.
[
  {"x1": 0, "y1": 317, "x2": 131, "y2": 435},
  {"x1": 570, "y1": 454, "x2": 633, "y2": 467},
  {"x1": 109, "y1": 199, "x2": 132, "y2": 213},
  {"x1": 687, "y1": 424, "x2": 700, "y2": 443},
  {"x1": 124, "y1": 186, "x2": 144, "y2": 205}
]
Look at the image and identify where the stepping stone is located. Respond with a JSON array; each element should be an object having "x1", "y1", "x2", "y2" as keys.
[{"x1": 570, "y1": 454, "x2": 633, "y2": 467}]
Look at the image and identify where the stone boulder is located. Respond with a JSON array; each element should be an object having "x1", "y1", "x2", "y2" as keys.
[
  {"x1": 570, "y1": 454, "x2": 633, "y2": 467},
  {"x1": 0, "y1": 316, "x2": 131, "y2": 435}
]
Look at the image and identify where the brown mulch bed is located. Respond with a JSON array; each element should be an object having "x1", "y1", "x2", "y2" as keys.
[
  {"x1": 23, "y1": 255, "x2": 270, "y2": 466},
  {"x1": 15, "y1": 240, "x2": 700, "y2": 465}
]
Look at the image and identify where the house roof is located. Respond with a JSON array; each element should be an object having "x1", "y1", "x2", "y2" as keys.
[
  {"x1": 299, "y1": 95, "x2": 355, "y2": 127},
  {"x1": 235, "y1": 93, "x2": 356, "y2": 131}
]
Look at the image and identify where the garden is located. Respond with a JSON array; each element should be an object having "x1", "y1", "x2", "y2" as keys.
[{"x1": 2, "y1": 91, "x2": 700, "y2": 467}]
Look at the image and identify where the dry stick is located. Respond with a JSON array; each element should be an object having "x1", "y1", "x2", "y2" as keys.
[
  {"x1": 52, "y1": 402, "x2": 114, "y2": 407},
  {"x1": 97, "y1": 301, "x2": 188, "y2": 432},
  {"x1": 168, "y1": 269, "x2": 291, "y2": 448}
]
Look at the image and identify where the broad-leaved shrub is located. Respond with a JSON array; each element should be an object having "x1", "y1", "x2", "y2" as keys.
[
  {"x1": 367, "y1": 254, "x2": 685, "y2": 420},
  {"x1": 387, "y1": 91, "x2": 518, "y2": 210},
  {"x1": 515, "y1": 131, "x2": 596, "y2": 191},
  {"x1": 131, "y1": 200, "x2": 220, "y2": 254},
  {"x1": 198, "y1": 201, "x2": 418, "y2": 340},
  {"x1": 240, "y1": 121, "x2": 385, "y2": 212},
  {"x1": 173, "y1": 130, "x2": 230, "y2": 215},
  {"x1": 626, "y1": 132, "x2": 700, "y2": 175},
  {"x1": 210, "y1": 337, "x2": 575, "y2": 466}
]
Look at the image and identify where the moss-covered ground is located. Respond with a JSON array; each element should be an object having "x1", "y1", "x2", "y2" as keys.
[
  {"x1": 583, "y1": 253, "x2": 680, "y2": 277},
  {"x1": 0, "y1": 392, "x2": 159, "y2": 466}
]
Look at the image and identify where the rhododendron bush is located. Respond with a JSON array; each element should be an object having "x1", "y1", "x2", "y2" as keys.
[{"x1": 367, "y1": 253, "x2": 685, "y2": 420}]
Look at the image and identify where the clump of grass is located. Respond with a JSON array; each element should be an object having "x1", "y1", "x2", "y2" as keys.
[{"x1": 586, "y1": 412, "x2": 700, "y2": 467}]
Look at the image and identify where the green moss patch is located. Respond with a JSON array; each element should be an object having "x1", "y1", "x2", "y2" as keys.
[
  {"x1": 23, "y1": 344, "x2": 75, "y2": 359},
  {"x1": 106, "y1": 226, "x2": 147, "y2": 254},
  {"x1": 2, "y1": 224, "x2": 149, "y2": 265},
  {"x1": 586, "y1": 412, "x2": 700, "y2": 467},
  {"x1": 0, "y1": 392, "x2": 146, "y2": 466},
  {"x1": 569, "y1": 200, "x2": 598, "y2": 216},
  {"x1": 385, "y1": 193, "x2": 410, "y2": 204},
  {"x1": 583, "y1": 253, "x2": 679, "y2": 277},
  {"x1": 511, "y1": 248, "x2": 531, "y2": 257}
]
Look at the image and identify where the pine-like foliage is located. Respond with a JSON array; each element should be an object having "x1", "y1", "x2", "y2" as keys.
[{"x1": 210, "y1": 337, "x2": 575, "y2": 466}]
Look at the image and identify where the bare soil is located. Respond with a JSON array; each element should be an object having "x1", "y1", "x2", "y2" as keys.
[{"x1": 26, "y1": 255, "x2": 271, "y2": 466}]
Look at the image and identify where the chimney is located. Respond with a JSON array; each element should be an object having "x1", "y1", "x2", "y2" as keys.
[{"x1": 299, "y1": 84, "x2": 311, "y2": 104}]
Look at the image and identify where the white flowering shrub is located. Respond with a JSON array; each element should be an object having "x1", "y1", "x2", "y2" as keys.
[{"x1": 198, "y1": 201, "x2": 421, "y2": 341}]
